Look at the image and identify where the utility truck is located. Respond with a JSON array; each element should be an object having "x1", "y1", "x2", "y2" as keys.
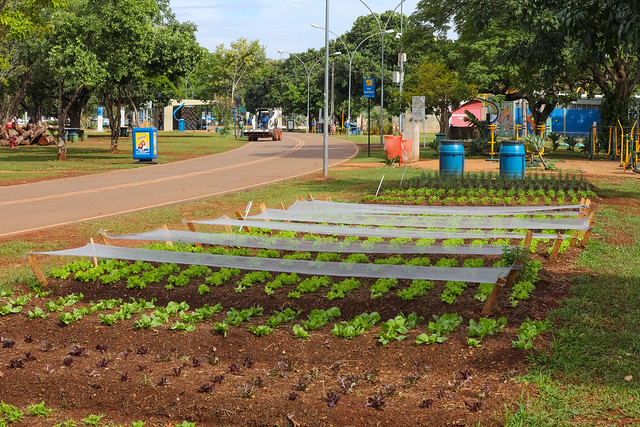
[{"x1": 245, "y1": 108, "x2": 283, "y2": 141}]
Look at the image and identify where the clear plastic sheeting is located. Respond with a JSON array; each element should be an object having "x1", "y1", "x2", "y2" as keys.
[
  {"x1": 33, "y1": 244, "x2": 513, "y2": 283},
  {"x1": 249, "y1": 208, "x2": 590, "y2": 231},
  {"x1": 106, "y1": 229, "x2": 513, "y2": 255},
  {"x1": 287, "y1": 200, "x2": 587, "y2": 216},
  {"x1": 188, "y1": 217, "x2": 573, "y2": 240}
]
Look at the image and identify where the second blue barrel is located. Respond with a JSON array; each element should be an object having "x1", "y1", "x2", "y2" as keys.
[
  {"x1": 499, "y1": 140, "x2": 525, "y2": 178},
  {"x1": 439, "y1": 140, "x2": 465, "y2": 176}
]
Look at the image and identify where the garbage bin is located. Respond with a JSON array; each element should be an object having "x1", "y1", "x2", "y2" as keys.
[
  {"x1": 69, "y1": 132, "x2": 78, "y2": 143},
  {"x1": 439, "y1": 140, "x2": 465, "y2": 175},
  {"x1": 178, "y1": 119, "x2": 185, "y2": 132},
  {"x1": 132, "y1": 127, "x2": 158, "y2": 164},
  {"x1": 81, "y1": 132, "x2": 88, "y2": 141},
  {"x1": 120, "y1": 127, "x2": 128, "y2": 137}
]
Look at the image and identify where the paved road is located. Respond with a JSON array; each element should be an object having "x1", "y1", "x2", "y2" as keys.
[{"x1": 0, "y1": 133, "x2": 358, "y2": 238}]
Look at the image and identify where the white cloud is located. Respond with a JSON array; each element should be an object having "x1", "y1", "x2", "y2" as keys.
[{"x1": 170, "y1": 0, "x2": 419, "y2": 58}]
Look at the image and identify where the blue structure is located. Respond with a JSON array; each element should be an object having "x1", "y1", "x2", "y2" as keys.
[
  {"x1": 173, "y1": 103, "x2": 185, "y2": 132},
  {"x1": 499, "y1": 140, "x2": 525, "y2": 178},
  {"x1": 132, "y1": 127, "x2": 158, "y2": 163},
  {"x1": 439, "y1": 140, "x2": 465, "y2": 176},
  {"x1": 515, "y1": 105, "x2": 601, "y2": 137}
]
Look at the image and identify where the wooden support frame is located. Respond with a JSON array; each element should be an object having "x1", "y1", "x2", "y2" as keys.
[
  {"x1": 569, "y1": 231, "x2": 580, "y2": 248},
  {"x1": 89, "y1": 238, "x2": 99, "y2": 267},
  {"x1": 296, "y1": 195, "x2": 303, "y2": 201},
  {"x1": 221, "y1": 215, "x2": 233, "y2": 234},
  {"x1": 481, "y1": 259, "x2": 523, "y2": 317},
  {"x1": 162, "y1": 225, "x2": 174, "y2": 247},
  {"x1": 183, "y1": 214, "x2": 201, "y2": 247},
  {"x1": 235, "y1": 211, "x2": 251, "y2": 233},
  {"x1": 307, "y1": 193, "x2": 313, "y2": 201},
  {"x1": 278, "y1": 202, "x2": 290, "y2": 223},
  {"x1": 580, "y1": 219, "x2": 596, "y2": 247},
  {"x1": 99, "y1": 230, "x2": 111, "y2": 246},
  {"x1": 27, "y1": 254, "x2": 48, "y2": 287},
  {"x1": 259, "y1": 203, "x2": 270, "y2": 222},
  {"x1": 523, "y1": 231, "x2": 533, "y2": 252},
  {"x1": 549, "y1": 233, "x2": 563, "y2": 263}
]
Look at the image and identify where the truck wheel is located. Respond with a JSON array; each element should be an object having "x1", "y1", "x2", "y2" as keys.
[
  {"x1": 272, "y1": 132, "x2": 277, "y2": 141},
  {"x1": 278, "y1": 129, "x2": 283, "y2": 140}
]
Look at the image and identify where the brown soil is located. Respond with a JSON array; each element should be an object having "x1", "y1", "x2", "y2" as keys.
[{"x1": 0, "y1": 243, "x2": 580, "y2": 426}]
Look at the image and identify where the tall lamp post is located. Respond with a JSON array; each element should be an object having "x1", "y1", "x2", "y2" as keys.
[
  {"x1": 311, "y1": 24, "x2": 395, "y2": 137},
  {"x1": 277, "y1": 50, "x2": 322, "y2": 133},
  {"x1": 357, "y1": 0, "x2": 406, "y2": 147}
]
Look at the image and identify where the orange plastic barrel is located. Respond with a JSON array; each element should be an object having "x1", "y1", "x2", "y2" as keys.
[
  {"x1": 384, "y1": 135, "x2": 402, "y2": 160},
  {"x1": 401, "y1": 139, "x2": 414, "y2": 163}
]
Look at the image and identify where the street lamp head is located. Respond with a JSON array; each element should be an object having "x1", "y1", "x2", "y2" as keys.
[
  {"x1": 385, "y1": 29, "x2": 396, "y2": 34},
  {"x1": 333, "y1": 51, "x2": 341, "y2": 55},
  {"x1": 277, "y1": 49, "x2": 284, "y2": 54},
  {"x1": 311, "y1": 24, "x2": 323, "y2": 29},
  {"x1": 395, "y1": 32, "x2": 402, "y2": 39}
]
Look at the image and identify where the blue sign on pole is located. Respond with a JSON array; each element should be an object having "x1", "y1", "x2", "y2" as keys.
[{"x1": 363, "y1": 78, "x2": 375, "y2": 98}]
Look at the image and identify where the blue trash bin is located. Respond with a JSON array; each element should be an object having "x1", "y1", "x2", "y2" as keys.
[
  {"x1": 499, "y1": 140, "x2": 525, "y2": 178},
  {"x1": 178, "y1": 119, "x2": 185, "y2": 132},
  {"x1": 439, "y1": 140, "x2": 465, "y2": 176}
]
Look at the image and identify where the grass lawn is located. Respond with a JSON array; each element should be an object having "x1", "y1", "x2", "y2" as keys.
[{"x1": 0, "y1": 130, "x2": 245, "y2": 184}]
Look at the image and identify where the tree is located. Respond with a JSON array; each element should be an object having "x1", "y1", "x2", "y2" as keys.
[
  {"x1": 209, "y1": 38, "x2": 267, "y2": 105},
  {"x1": 560, "y1": 0, "x2": 640, "y2": 128},
  {"x1": 408, "y1": 0, "x2": 579, "y2": 132},
  {"x1": 403, "y1": 60, "x2": 476, "y2": 134}
]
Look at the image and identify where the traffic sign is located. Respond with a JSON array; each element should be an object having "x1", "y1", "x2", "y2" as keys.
[{"x1": 363, "y1": 78, "x2": 375, "y2": 98}]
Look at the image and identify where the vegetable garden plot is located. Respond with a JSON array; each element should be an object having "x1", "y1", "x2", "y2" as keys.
[
  {"x1": 32, "y1": 243, "x2": 513, "y2": 283},
  {"x1": 189, "y1": 217, "x2": 578, "y2": 240},
  {"x1": 286, "y1": 200, "x2": 588, "y2": 216},
  {"x1": 247, "y1": 208, "x2": 591, "y2": 231},
  {"x1": 105, "y1": 229, "x2": 514, "y2": 256}
]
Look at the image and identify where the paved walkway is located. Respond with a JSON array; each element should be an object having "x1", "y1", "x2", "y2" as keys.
[{"x1": 0, "y1": 133, "x2": 358, "y2": 238}]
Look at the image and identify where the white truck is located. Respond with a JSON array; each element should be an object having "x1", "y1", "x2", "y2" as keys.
[{"x1": 245, "y1": 108, "x2": 283, "y2": 141}]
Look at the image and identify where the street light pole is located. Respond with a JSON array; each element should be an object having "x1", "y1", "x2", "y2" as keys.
[
  {"x1": 323, "y1": 0, "x2": 330, "y2": 178},
  {"x1": 311, "y1": 25, "x2": 393, "y2": 138},
  {"x1": 357, "y1": 0, "x2": 406, "y2": 147}
]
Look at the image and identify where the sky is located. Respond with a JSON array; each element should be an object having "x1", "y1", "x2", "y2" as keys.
[{"x1": 170, "y1": 0, "x2": 420, "y2": 59}]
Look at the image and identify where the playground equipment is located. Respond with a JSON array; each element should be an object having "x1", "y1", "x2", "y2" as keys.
[
  {"x1": 617, "y1": 119, "x2": 639, "y2": 172},
  {"x1": 586, "y1": 120, "x2": 640, "y2": 173},
  {"x1": 486, "y1": 124, "x2": 498, "y2": 161},
  {"x1": 514, "y1": 124, "x2": 522, "y2": 141}
]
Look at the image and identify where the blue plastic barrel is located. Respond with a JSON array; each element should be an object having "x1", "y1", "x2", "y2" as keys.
[
  {"x1": 499, "y1": 140, "x2": 525, "y2": 178},
  {"x1": 178, "y1": 119, "x2": 185, "y2": 132},
  {"x1": 439, "y1": 140, "x2": 465, "y2": 176}
]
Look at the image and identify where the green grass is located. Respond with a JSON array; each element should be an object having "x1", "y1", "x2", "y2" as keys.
[
  {"x1": 504, "y1": 176, "x2": 640, "y2": 424},
  {"x1": 0, "y1": 131, "x2": 244, "y2": 183}
]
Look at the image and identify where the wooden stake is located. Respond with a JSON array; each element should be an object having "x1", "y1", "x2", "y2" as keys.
[
  {"x1": 569, "y1": 231, "x2": 580, "y2": 248},
  {"x1": 235, "y1": 211, "x2": 251, "y2": 233},
  {"x1": 183, "y1": 214, "x2": 201, "y2": 247},
  {"x1": 481, "y1": 278, "x2": 506, "y2": 317},
  {"x1": 259, "y1": 203, "x2": 270, "y2": 222},
  {"x1": 89, "y1": 238, "x2": 99, "y2": 267},
  {"x1": 278, "y1": 202, "x2": 290, "y2": 223},
  {"x1": 307, "y1": 193, "x2": 313, "y2": 201},
  {"x1": 580, "y1": 219, "x2": 596, "y2": 247},
  {"x1": 504, "y1": 259, "x2": 523, "y2": 289},
  {"x1": 523, "y1": 231, "x2": 533, "y2": 251},
  {"x1": 549, "y1": 234, "x2": 563, "y2": 263},
  {"x1": 163, "y1": 224, "x2": 173, "y2": 247},
  {"x1": 327, "y1": 196, "x2": 332, "y2": 202},
  {"x1": 27, "y1": 254, "x2": 48, "y2": 287},
  {"x1": 99, "y1": 230, "x2": 111, "y2": 246},
  {"x1": 222, "y1": 215, "x2": 233, "y2": 234},
  {"x1": 296, "y1": 195, "x2": 303, "y2": 201}
]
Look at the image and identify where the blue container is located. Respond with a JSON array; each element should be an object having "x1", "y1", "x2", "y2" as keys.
[
  {"x1": 178, "y1": 119, "x2": 185, "y2": 132},
  {"x1": 439, "y1": 140, "x2": 465, "y2": 176},
  {"x1": 499, "y1": 140, "x2": 525, "y2": 178},
  {"x1": 132, "y1": 127, "x2": 158, "y2": 162}
]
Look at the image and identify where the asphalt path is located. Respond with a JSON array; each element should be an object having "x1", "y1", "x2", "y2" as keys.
[{"x1": 0, "y1": 133, "x2": 358, "y2": 238}]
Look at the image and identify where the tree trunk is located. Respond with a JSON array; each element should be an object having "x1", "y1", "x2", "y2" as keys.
[{"x1": 528, "y1": 101, "x2": 555, "y2": 134}]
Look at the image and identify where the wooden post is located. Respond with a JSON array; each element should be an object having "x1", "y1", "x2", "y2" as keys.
[
  {"x1": 278, "y1": 202, "x2": 290, "y2": 223},
  {"x1": 569, "y1": 231, "x2": 580, "y2": 248},
  {"x1": 549, "y1": 234, "x2": 563, "y2": 263},
  {"x1": 99, "y1": 230, "x2": 111, "y2": 246},
  {"x1": 259, "y1": 203, "x2": 270, "y2": 222},
  {"x1": 307, "y1": 193, "x2": 313, "y2": 201},
  {"x1": 89, "y1": 238, "x2": 99, "y2": 267},
  {"x1": 163, "y1": 225, "x2": 174, "y2": 247},
  {"x1": 183, "y1": 214, "x2": 201, "y2": 247},
  {"x1": 523, "y1": 231, "x2": 533, "y2": 252},
  {"x1": 327, "y1": 196, "x2": 332, "y2": 202},
  {"x1": 296, "y1": 195, "x2": 303, "y2": 201},
  {"x1": 27, "y1": 254, "x2": 48, "y2": 287},
  {"x1": 480, "y1": 259, "x2": 522, "y2": 317},
  {"x1": 235, "y1": 211, "x2": 251, "y2": 233},
  {"x1": 580, "y1": 219, "x2": 596, "y2": 247},
  {"x1": 222, "y1": 215, "x2": 233, "y2": 234},
  {"x1": 481, "y1": 278, "x2": 506, "y2": 317}
]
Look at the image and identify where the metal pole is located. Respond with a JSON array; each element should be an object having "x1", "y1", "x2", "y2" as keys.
[
  {"x1": 368, "y1": 98, "x2": 371, "y2": 157},
  {"x1": 380, "y1": 30, "x2": 385, "y2": 148},
  {"x1": 307, "y1": 72, "x2": 311, "y2": 133},
  {"x1": 323, "y1": 0, "x2": 329, "y2": 178},
  {"x1": 399, "y1": 3, "x2": 404, "y2": 134},
  {"x1": 347, "y1": 58, "x2": 352, "y2": 137}
]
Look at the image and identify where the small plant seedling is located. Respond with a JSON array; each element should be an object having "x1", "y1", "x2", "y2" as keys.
[{"x1": 27, "y1": 401, "x2": 53, "y2": 417}]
